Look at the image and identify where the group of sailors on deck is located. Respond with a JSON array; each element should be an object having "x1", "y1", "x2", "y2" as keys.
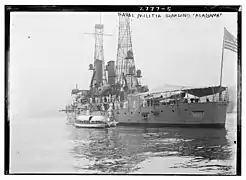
[
  {"x1": 88, "y1": 94, "x2": 125, "y2": 104},
  {"x1": 75, "y1": 91, "x2": 212, "y2": 115},
  {"x1": 78, "y1": 93, "x2": 128, "y2": 112}
]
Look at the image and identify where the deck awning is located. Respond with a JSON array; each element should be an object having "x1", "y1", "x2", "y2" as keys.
[
  {"x1": 183, "y1": 86, "x2": 227, "y2": 97},
  {"x1": 136, "y1": 84, "x2": 227, "y2": 98}
]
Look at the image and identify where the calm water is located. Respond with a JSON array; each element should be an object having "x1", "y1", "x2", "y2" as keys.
[{"x1": 10, "y1": 113, "x2": 237, "y2": 174}]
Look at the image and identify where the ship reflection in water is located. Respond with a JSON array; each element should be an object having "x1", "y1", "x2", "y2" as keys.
[{"x1": 68, "y1": 115, "x2": 236, "y2": 174}]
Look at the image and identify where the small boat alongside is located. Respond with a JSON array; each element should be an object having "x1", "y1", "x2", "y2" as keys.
[
  {"x1": 75, "y1": 115, "x2": 110, "y2": 128},
  {"x1": 74, "y1": 106, "x2": 118, "y2": 128}
]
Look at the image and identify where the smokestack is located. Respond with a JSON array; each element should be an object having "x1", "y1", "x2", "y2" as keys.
[
  {"x1": 107, "y1": 61, "x2": 116, "y2": 85},
  {"x1": 94, "y1": 59, "x2": 103, "y2": 85}
]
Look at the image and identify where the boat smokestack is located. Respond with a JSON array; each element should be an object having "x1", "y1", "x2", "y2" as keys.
[
  {"x1": 94, "y1": 59, "x2": 103, "y2": 85},
  {"x1": 107, "y1": 61, "x2": 116, "y2": 85}
]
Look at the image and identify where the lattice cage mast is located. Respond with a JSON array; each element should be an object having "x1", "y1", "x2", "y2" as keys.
[
  {"x1": 86, "y1": 14, "x2": 145, "y2": 95},
  {"x1": 115, "y1": 16, "x2": 139, "y2": 90}
]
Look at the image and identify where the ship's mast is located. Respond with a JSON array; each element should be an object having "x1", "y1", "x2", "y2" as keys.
[
  {"x1": 85, "y1": 13, "x2": 112, "y2": 96},
  {"x1": 116, "y1": 16, "x2": 137, "y2": 91}
]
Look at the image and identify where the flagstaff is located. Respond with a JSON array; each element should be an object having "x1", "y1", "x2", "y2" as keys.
[
  {"x1": 219, "y1": 28, "x2": 225, "y2": 87},
  {"x1": 219, "y1": 28, "x2": 225, "y2": 100},
  {"x1": 219, "y1": 27, "x2": 237, "y2": 100}
]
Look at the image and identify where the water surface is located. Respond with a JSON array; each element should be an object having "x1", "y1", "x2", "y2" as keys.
[{"x1": 10, "y1": 113, "x2": 237, "y2": 174}]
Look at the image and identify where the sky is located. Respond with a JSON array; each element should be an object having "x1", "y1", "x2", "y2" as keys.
[{"x1": 9, "y1": 12, "x2": 238, "y2": 118}]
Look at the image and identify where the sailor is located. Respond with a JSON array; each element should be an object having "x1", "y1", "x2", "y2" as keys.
[
  {"x1": 147, "y1": 99, "x2": 150, "y2": 106},
  {"x1": 109, "y1": 102, "x2": 113, "y2": 110},
  {"x1": 112, "y1": 95, "x2": 116, "y2": 102},
  {"x1": 103, "y1": 103, "x2": 106, "y2": 111},
  {"x1": 86, "y1": 106, "x2": 90, "y2": 115},
  {"x1": 118, "y1": 102, "x2": 121, "y2": 109},
  {"x1": 133, "y1": 100, "x2": 136, "y2": 109},
  {"x1": 123, "y1": 101, "x2": 128, "y2": 109},
  {"x1": 143, "y1": 99, "x2": 147, "y2": 107},
  {"x1": 108, "y1": 95, "x2": 111, "y2": 102},
  {"x1": 113, "y1": 101, "x2": 115, "y2": 110},
  {"x1": 107, "y1": 103, "x2": 113, "y2": 119},
  {"x1": 114, "y1": 101, "x2": 118, "y2": 110},
  {"x1": 89, "y1": 97, "x2": 93, "y2": 104},
  {"x1": 101, "y1": 103, "x2": 105, "y2": 111},
  {"x1": 150, "y1": 99, "x2": 153, "y2": 106},
  {"x1": 120, "y1": 92, "x2": 125, "y2": 101}
]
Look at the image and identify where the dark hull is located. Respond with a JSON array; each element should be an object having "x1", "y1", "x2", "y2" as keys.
[
  {"x1": 66, "y1": 102, "x2": 228, "y2": 129},
  {"x1": 115, "y1": 102, "x2": 228, "y2": 128},
  {"x1": 118, "y1": 122, "x2": 225, "y2": 128}
]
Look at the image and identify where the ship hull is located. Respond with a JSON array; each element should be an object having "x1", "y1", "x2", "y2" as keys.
[
  {"x1": 117, "y1": 122, "x2": 225, "y2": 128},
  {"x1": 115, "y1": 102, "x2": 227, "y2": 128},
  {"x1": 74, "y1": 123, "x2": 108, "y2": 128}
]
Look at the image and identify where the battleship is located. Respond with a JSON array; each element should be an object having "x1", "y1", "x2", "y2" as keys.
[{"x1": 62, "y1": 14, "x2": 238, "y2": 128}]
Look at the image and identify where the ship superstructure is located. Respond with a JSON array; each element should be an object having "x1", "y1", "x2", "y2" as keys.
[
  {"x1": 65, "y1": 14, "x2": 148, "y2": 115},
  {"x1": 83, "y1": 15, "x2": 148, "y2": 100}
]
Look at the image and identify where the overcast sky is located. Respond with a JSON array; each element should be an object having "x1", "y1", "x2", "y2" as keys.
[{"x1": 9, "y1": 12, "x2": 237, "y2": 118}]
